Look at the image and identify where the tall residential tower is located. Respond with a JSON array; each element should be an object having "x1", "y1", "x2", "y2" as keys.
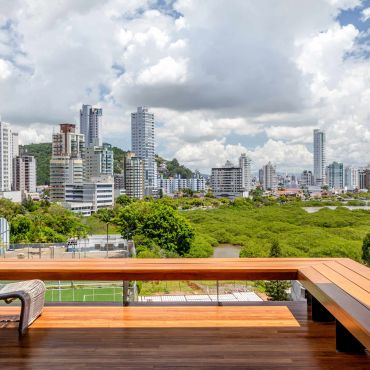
[
  {"x1": 239, "y1": 153, "x2": 252, "y2": 193},
  {"x1": 0, "y1": 121, "x2": 18, "y2": 192},
  {"x1": 80, "y1": 104, "x2": 103, "y2": 147},
  {"x1": 131, "y1": 106, "x2": 157, "y2": 196},
  {"x1": 50, "y1": 124, "x2": 84, "y2": 201},
  {"x1": 313, "y1": 129, "x2": 326, "y2": 186}
]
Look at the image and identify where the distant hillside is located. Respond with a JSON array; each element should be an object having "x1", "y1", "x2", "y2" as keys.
[
  {"x1": 21, "y1": 143, "x2": 52, "y2": 185},
  {"x1": 156, "y1": 156, "x2": 193, "y2": 179},
  {"x1": 21, "y1": 143, "x2": 192, "y2": 185},
  {"x1": 111, "y1": 146, "x2": 127, "y2": 174}
]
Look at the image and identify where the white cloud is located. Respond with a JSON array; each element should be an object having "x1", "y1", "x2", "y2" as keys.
[
  {"x1": 0, "y1": 0, "x2": 369, "y2": 173},
  {"x1": 252, "y1": 140, "x2": 313, "y2": 171},
  {"x1": 0, "y1": 59, "x2": 12, "y2": 79},
  {"x1": 264, "y1": 126, "x2": 316, "y2": 144},
  {"x1": 137, "y1": 56, "x2": 187, "y2": 84},
  {"x1": 361, "y1": 7, "x2": 370, "y2": 21}
]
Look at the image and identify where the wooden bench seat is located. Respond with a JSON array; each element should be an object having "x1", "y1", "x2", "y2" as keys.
[{"x1": 298, "y1": 261, "x2": 370, "y2": 352}]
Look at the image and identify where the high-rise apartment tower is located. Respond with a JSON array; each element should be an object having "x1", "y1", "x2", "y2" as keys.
[
  {"x1": 50, "y1": 124, "x2": 84, "y2": 202},
  {"x1": 239, "y1": 153, "x2": 252, "y2": 192},
  {"x1": 80, "y1": 104, "x2": 103, "y2": 147},
  {"x1": 313, "y1": 129, "x2": 326, "y2": 186},
  {"x1": 131, "y1": 106, "x2": 157, "y2": 196},
  {"x1": 0, "y1": 121, "x2": 18, "y2": 191}
]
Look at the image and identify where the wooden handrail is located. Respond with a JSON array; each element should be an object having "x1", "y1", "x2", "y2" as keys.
[{"x1": 0, "y1": 257, "x2": 345, "y2": 281}]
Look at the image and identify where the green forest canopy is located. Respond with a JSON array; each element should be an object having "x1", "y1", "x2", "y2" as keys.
[{"x1": 2, "y1": 193, "x2": 369, "y2": 263}]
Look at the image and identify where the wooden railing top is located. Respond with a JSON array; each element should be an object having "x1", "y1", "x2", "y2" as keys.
[{"x1": 0, "y1": 257, "x2": 353, "y2": 281}]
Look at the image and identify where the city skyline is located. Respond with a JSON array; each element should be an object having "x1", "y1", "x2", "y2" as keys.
[{"x1": 0, "y1": 1, "x2": 369, "y2": 172}]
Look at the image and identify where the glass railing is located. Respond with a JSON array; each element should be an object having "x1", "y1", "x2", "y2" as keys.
[{"x1": 32, "y1": 280, "x2": 266, "y2": 304}]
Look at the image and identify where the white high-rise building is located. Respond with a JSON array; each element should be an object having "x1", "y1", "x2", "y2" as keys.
[
  {"x1": 131, "y1": 106, "x2": 157, "y2": 196},
  {"x1": 344, "y1": 166, "x2": 359, "y2": 190},
  {"x1": 50, "y1": 124, "x2": 85, "y2": 202},
  {"x1": 313, "y1": 129, "x2": 326, "y2": 186},
  {"x1": 0, "y1": 121, "x2": 12, "y2": 191},
  {"x1": 13, "y1": 154, "x2": 37, "y2": 193},
  {"x1": 239, "y1": 153, "x2": 252, "y2": 193},
  {"x1": 0, "y1": 121, "x2": 18, "y2": 192},
  {"x1": 261, "y1": 162, "x2": 277, "y2": 190},
  {"x1": 80, "y1": 104, "x2": 103, "y2": 147}
]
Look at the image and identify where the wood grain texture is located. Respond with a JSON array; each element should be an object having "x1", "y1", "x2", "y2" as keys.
[
  {"x1": 0, "y1": 305, "x2": 300, "y2": 328},
  {"x1": 0, "y1": 257, "x2": 343, "y2": 281},
  {"x1": 298, "y1": 266, "x2": 370, "y2": 350},
  {"x1": 0, "y1": 303, "x2": 369, "y2": 369}
]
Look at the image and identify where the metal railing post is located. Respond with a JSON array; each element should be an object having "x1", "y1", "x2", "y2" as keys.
[
  {"x1": 217, "y1": 280, "x2": 222, "y2": 306},
  {"x1": 123, "y1": 281, "x2": 129, "y2": 306}
]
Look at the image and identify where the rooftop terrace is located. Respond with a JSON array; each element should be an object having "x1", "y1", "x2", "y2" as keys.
[{"x1": 0, "y1": 257, "x2": 369, "y2": 368}]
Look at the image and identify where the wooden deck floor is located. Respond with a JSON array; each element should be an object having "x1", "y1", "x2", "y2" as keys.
[{"x1": 0, "y1": 303, "x2": 369, "y2": 369}]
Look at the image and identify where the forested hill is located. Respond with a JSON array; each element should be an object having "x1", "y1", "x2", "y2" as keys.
[
  {"x1": 21, "y1": 143, "x2": 193, "y2": 185},
  {"x1": 156, "y1": 156, "x2": 193, "y2": 179}
]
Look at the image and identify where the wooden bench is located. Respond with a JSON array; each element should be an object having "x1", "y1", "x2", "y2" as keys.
[
  {"x1": 0, "y1": 257, "x2": 368, "y2": 352},
  {"x1": 298, "y1": 259, "x2": 370, "y2": 352}
]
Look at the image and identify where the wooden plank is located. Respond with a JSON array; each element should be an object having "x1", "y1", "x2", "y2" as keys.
[
  {"x1": 0, "y1": 258, "x2": 338, "y2": 281},
  {"x1": 0, "y1": 258, "x2": 313, "y2": 281},
  {"x1": 312, "y1": 263, "x2": 370, "y2": 308},
  {"x1": 298, "y1": 266, "x2": 370, "y2": 350},
  {"x1": 323, "y1": 261, "x2": 370, "y2": 294},
  {"x1": 337, "y1": 258, "x2": 370, "y2": 280},
  {"x1": 0, "y1": 306, "x2": 300, "y2": 328}
]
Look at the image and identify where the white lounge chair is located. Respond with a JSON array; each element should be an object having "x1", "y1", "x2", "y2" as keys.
[{"x1": 0, "y1": 279, "x2": 46, "y2": 335}]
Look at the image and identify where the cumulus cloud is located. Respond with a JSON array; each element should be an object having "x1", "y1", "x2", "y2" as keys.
[
  {"x1": 0, "y1": 0, "x2": 369, "y2": 172},
  {"x1": 361, "y1": 7, "x2": 370, "y2": 21}
]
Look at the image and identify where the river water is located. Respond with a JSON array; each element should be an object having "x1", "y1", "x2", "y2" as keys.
[
  {"x1": 303, "y1": 206, "x2": 370, "y2": 213},
  {"x1": 212, "y1": 244, "x2": 241, "y2": 258}
]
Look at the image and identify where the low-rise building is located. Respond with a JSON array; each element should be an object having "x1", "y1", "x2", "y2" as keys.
[
  {"x1": 65, "y1": 176, "x2": 114, "y2": 213},
  {"x1": 159, "y1": 171, "x2": 206, "y2": 195}
]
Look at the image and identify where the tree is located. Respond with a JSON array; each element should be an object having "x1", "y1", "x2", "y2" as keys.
[
  {"x1": 264, "y1": 240, "x2": 290, "y2": 301},
  {"x1": 140, "y1": 204, "x2": 194, "y2": 256},
  {"x1": 96, "y1": 208, "x2": 115, "y2": 247},
  {"x1": 115, "y1": 202, "x2": 194, "y2": 256},
  {"x1": 115, "y1": 204, "x2": 143, "y2": 240},
  {"x1": 269, "y1": 240, "x2": 282, "y2": 257},
  {"x1": 22, "y1": 197, "x2": 39, "y2": 212},
  {"x1": 182, "y1": 188, "x2": 194, "y2": 197},
  {"x1": 362, "y1": 233, "x2": 370, "y2": 266},
  {"x1": 115, "y1": 195, "x2": 132, "y2": 207}
]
